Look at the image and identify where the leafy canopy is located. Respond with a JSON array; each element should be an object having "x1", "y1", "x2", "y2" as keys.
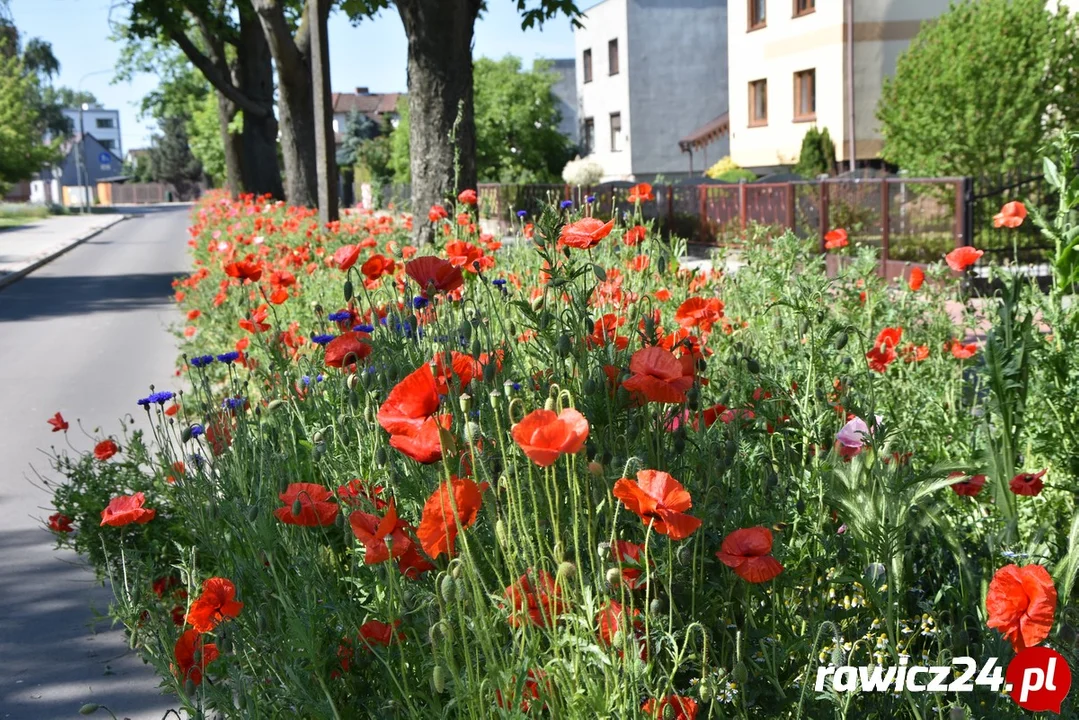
[
  {"x1": 0, "y1": 40, "x2": 59, "y2": 193},
  {"x1": 878, "y1": 0, "x2": 1079, "y2": 177}
]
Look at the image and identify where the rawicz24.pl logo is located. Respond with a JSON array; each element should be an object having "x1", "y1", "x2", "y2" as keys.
[{"x1": 814, "y1": 646, "x2": 1072, "y2": 713}]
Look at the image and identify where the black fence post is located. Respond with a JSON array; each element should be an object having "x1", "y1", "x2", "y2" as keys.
[{"x1": 960, "y1": 176, "x2": 975, "y2": 249}]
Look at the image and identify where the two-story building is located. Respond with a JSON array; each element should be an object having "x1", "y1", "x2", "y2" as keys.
[
  {"x1": 727, "y1": 0, "x2": 952, "y2": 173},
  {"x1": 331, "y1": 88, "x2": 402, "y2": 145},
  {"x1": 61, "y1": 107, "x2": 122, "y2": 156},
  {"x1": 574, "y1": 0, "x2": 729, "y2": 182}
]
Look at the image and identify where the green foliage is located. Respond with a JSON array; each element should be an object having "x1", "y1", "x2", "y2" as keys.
[
  {"x1": 187, "y1": 91, "x2": 240, "y2": 187},
  {"x1": 390, "y1": 96, "x2": 411, "y2": 184},
  {"x1": 878, "y1": 0, "x2": 1079, "y2": 176},
  {"x1": 1029, "y1": 132, "x2": 1079, "y2": 299},
  {"x1": 0, "y1": 40, "x2": 58, "y2": 194},
  {"x1": 336, "y1": 109, "x2": 381, "y2": 169},
  {"x1": 705, "y1": 156, "x2": 756, "y2": 183},
  {"x1": 149, "y1": 115, "x2": 203, "y2": 199},
  {"x1": 794, "y1": 126, "x2": 835, "y2": 178}
]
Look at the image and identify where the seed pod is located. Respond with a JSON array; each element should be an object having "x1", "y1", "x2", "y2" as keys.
[
  {"x1": 459, "y1": 394, "x2": 473, "y2": 413},
  {"x1": 605, "y1": 567, "x2": 622, "y2": 586},
  {"x1": 432, "y1": 665, "x2": 446, "y2": 694},
  {"x1": 649, "y1": 598, "x2": 665, "y2": 615},
  {"x1": 343, "y1": 279, "x2": 354, "y2": 302},
  {"x1": 834, "y1": 331, "x2": 849, "y2": 350},
  {"x1": 557, "y1": 561, "x2": 576, "y2": 580},
  {"x1": 440, "y1": 574, "x2": 456, "y2": 603}
]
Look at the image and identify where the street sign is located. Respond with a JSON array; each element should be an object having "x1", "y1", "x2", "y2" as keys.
[{"x1": 98, "y1": 151, "x2": 112, "y2": 165}]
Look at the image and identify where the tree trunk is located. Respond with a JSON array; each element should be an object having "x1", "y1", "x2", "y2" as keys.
[
  {"x1": 215, "y1": 93, "x2": 243, "y2": 196},
  {"x1": 252, "y1": 0, "x2": 318, "y2": 208},
  {"x1": 237, "y1": 7, "x2": 283, "y2": 198},
  {"x1": 309, "y1": 0, "x2": 338, "y2": 221},
  {"x1": 397, "y1": 0, "x2": 480, "y2": 245}
]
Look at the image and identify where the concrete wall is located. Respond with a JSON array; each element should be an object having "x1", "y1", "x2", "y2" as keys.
[
  {"x1": 628, "y1": 0, "x2": 728, "y2": 177},
  {"x1": 575, "y1": 0, "x2": 633, "y2": 180},
  {"x1": 728, "y1": 0, "x2": 951, "y2": 170}
]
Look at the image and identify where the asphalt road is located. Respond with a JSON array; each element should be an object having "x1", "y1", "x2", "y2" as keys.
[{"x1": 0, "y1": 206, "x2": 190, "y2": 720}]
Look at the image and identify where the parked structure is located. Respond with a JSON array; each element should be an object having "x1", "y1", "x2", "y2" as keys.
[
  {"x1": 728, "y1": 0, "x2": 951, "y2": 173},
  {"x1": 574, "y1": 0, "x2": 729, "y2": 182},
  {"x1": 60, "y1": 107, "x2": 122, "y2": 156},
  {"x1": 331, "y1": 88, "x2": 402, "y2": 145}
]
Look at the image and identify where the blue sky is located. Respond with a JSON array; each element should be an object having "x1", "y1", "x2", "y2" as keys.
[{"x1": 9, "y1": 0, "x2": 577, "y2": 155}]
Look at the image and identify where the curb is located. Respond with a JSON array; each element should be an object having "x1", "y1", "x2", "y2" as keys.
[{"x1": 0, "y1": 214, "x2": 129, "y2": 293}]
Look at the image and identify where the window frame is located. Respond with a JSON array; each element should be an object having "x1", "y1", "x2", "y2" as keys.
[
  {"x1": 748, "y1": 79, "x2": 768, "y2": 127},
  {"x1": 793, "y1": 0, "x2": 814, "y2": 18},
  {"x1": 583, "y1": 117, "x2": 595, "y2": 154},
  {"x1": 609, "y1": 112, "x2": 622, "y2": 152},
  {"x1": 608, "y1": 39, "x2": 619, "y2": 76},
  {"x1": 95, "y1": 117, "x2": 115, "y2": 129},
  {"x1": 793, "y1": 69, "x2": 816, "y2": 122},
  {"x1": 748, "y1": 0, "x2": 766, "y2": 31},
  {"x1": 583, "y1": 48, "x2": 593, "y2": 84}
]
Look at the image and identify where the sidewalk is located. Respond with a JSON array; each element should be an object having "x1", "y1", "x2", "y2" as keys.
[{"x1": 0, "y1": 214, "x2": 128, "y2": 290}]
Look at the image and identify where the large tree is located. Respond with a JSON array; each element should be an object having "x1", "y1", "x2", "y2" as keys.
[
  {"x1": 878, "y1": 0, "x2": 1079, "y2": 177},
  {"x1": 150, "y1": 114, "x2": 204, "y2": 199},
  {"x1": 0, "y1": 40, "x2": 57, "y2": 194}
]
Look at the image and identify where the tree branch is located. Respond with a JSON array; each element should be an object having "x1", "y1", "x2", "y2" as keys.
[
  {"x1": 250, "y1": 0, "x2": 305, "y2": 76},
  {"x1": 167, "y1": 28, "x2": 269, "y2": 119}
]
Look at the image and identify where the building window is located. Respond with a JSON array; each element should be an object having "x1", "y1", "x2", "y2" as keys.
[
  {"x1": 610, "y1": 112, "x2": 622, "y2": 152},
  {"x1": 749, "y1": 79, "x2": 768, "y2": 126},
  {"x1": 99, "y1": 139, "x2": 114, "y2": 151},
  {"x1": 583, "y1": 49, "x2": 593, "y2": 83},
  {"x1": 95, "y1": 117, "x2": 114, "y2": 129},
  {"x1": 748, "y1": 0, "x2": 766, "y2": 30},
  {"x1": 583, "y1": 117, "x2": 595, "y2": 154},
  {"x1": 608, "y1": 39, "x2": 619, "y2": 76},
  {"x1": 794, "y1": 69, "x2": 816, "y2": 121},
  {"x1": 794, "y1": 0, "x2": 814, "y2": 16}
]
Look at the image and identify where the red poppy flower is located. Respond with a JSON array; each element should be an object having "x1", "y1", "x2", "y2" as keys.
[
  {"x1": 274, "y1": 483, "x2": 339, "y2": 527},
  {"x1": 624, "y1": 225, "x2": 647, "y2": 246},
  {"x1": 337, "y1": 478, "x2": 387, "y2": 510},
  {"x1": 238, "y1": 304, "x2": 270, "y2": 334},
  {"x1": 947, "y1": 340, "x2": 978, "y2": 359},
  {"x1": 333, "y1": 244, "x2": 361, "y2": 271},
  {"x1": 993, "y1": 201, "x2": 1027, "y2": 229},
  {"x1": 378, "y1": 364, "x2": 442, "y2": 436},
  {"x1": 48, "y1": 512, "x2": 74, "y2": 533},
  {"x1": 716, "y1": 526, "x2": 784, "y2": 583},
  {"x1": 866, "y1": 344, "x2": 897, "y2": 373},
  {"x1": 428, "y1": 204, "x2": 449, "y2": 223},
  {"x1": 613, "y1": 469, "x2": 702, "y2": 540},
  {"x1": 596, "y1": 601, "x2": 647, "y2": 658},
  {"x1": 654, "y1": 288, "x2": 671, "y2": 302},
  {"x1": 445, "y1": 241, "x2": 488, "y2": 272},
  {"x1": 496, "y1": 669, "x2": 549, "y2": 712},
  {"x1": 359, "y1": 619, "x2": 404, "y2": 647},
  {"x1": 622, "y1": 346, "x2": 694, "y2": 404},
  {"x1": 458, "y1": 188, "x2": 478, "y2": 205},
  {"x1": 824, "y1": 228, "x2": 848, "y2": 249},
  {"x1": 361, "y1": 254, "x2": 395, "y2": 281},
  {"x1": 875, "y1": 327, "x2": 902, "y2": 348},
  {"x1": 611, "y1": 539, "x2": 651, "y2": 589},
  {"x1": 173, "y1": 629, "x2": 219, "y2": 687},
  {"x1": 949, "y1": 472, "x2": 986, "y2": 497},
  {"x1": 405, "y1": 256, "x2": 464, "y2": 296},
  {"x1": 416, "y1": 476, "x2": 488, "y2": 559},
  {"x1": 986, "y1": 564, "x2": 1056, "y2": 652},
  {"x1": 1010, "y1": 469, "x2": 1047, "y2": 496},
  {"x1": 559, "y1": 217, "x2": 615, "y2": 250},
  {"x1": 94, "y1": 439, "x2": 119, "y2": 461},
  {"x1": 511, "y1": 407, "x2": 590, "y2": 467},
  {"x1": 47, "y1": 412, "x2": 69, "y2": 432},
  {"x1": 504, "y1": 569, "x2": 566, "y2": 627},
  {"x1": 397, "y1": 542, "x2": 436, "y2": 579},
  {"x1": 675, "y1": 296, "x2": 725, "y2": 332},
  {"x1": 350, "y1": 501, "x2": 413, "y2": 564},
  {"x1": 324, "y1": 331, "x2": 372, "y2": 368},
  {"x1": 390, "y1": 414, "x2": 453, "y2": 464},
  {"x1": 186, "y1": 577, "x2": 244, "y2": 633},
  {"x1": 627, "y1": 182, "x2": 654, "y2": 203},
  {"x1": 945, "y1": 246, "x2": 983, "y2": 271},
  {"x1": 432, "y1": 351, "x2": 482, "y2": 394},
  {"x1": 223, "y1": 260, "x2": 263, "y2": 282},
  {"x1": 100, "y1": 492, "x2": 155, "y2": 527},
  {"x1": 642, "y1": 695, "x2": 698, "y2": 720},
  {"x1": 901, "y1": 343, "x2": 929, "y2": 362},
  {"x1": 908, "y1": 267, "x2": 925, "y2": 291}
]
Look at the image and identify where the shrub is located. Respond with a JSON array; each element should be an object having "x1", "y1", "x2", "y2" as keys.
[{"x1": 562, "y1": 157, "x2": 604, "y2": 186}]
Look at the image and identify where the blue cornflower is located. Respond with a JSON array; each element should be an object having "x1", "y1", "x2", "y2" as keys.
[
  {"x1": 413, "y1": 296, "x2": 429, "y2": 310},
  {"x1": 492, "y1": 278, "x2": 507, "y2": 287},
  {"x1": 217, "y1": 351, "x2": 240, "y2": 364},
  {"x1": 137, "y1": 396, "x2": 151, "y2": 407},
  {"x1": 560, "y1": 200, "x2": 573, "y2": 209},
  {"x1": 512, "y1": 382, "x2": 522, "y2": 391},
  {"x1": 190, "y1": 355, "x2": 214, "y2": 368},
  {"x1": 316, "y1": 374, "x2": 325, "y2": 382},
  {"x1": 380, "y1": 317, "x2": 388, "y2": 326},
  {"x1": 150, "y1": 391, "x2": 174, "y2": 405},
  {"x1": 301, "y1": 375, "x2": 312, "y2": 385},
  {"x1": 222, "y1": 397, "x2": 246, "y2": 410},
  {"x1": 188, "y1": 453, "x2": 205, "y2": 469},
  {"x1": 189, "y1": 424, "x2": 205, "y2": 439},
  {"x1": 585, "y1": 195, "x2": 596, "y2": 203},
  {"x1": 311, "y1": 333, "x2": 335, "y2": 346},
  {"x1": 353, "y1": 324, "x2": 375, "y2": 333},
  {"x1": 517, "y1": 210, "x2": 528, "y2": 218},
  {"x1": 327, "y1": 310, "x2": 352, "y2": 322}
]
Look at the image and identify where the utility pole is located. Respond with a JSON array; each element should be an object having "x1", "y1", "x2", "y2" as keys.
[
  {"x1": 310, "y1": 0, "x2": 338, "y2": 222},
  {"x1": 77, "y1": 103, "x2": 89, "y2": 214},
  {"x1": 846, "y1": 0, "x2": 856, "y2": 174}
]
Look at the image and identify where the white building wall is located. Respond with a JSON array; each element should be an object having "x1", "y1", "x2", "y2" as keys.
[
  {"x1": 575, "y1": 0, "x2": 633, "y2": 181},
  {"x1": 61, "y1": 108, "x2": 122, "y2": 156}
]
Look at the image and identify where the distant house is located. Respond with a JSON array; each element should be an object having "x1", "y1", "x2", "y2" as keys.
[
  {"x1": 42, "y1": 133, "x2": 124, "y2": 188},
  {"x1": 331, "y1": 88, "x2": 403, "y2": 145},
  {"x1": 60, "y1": 108, "x2": 122, "y2": 156},
  {"x1": 542, "y1": 58, "x2": 578, "y2": 143},
  {"x1": 573, "y1": 0, "x2": 730, "y2": 182}
]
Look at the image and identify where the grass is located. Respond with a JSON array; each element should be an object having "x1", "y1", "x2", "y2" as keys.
[{"x1": 0, "y1": 203, "x2": 52, "y2": 229}]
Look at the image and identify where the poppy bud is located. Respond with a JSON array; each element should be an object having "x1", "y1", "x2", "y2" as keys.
[
  {"x1": 313, "y1": 430, "x2": 324, "y2": 444},
  {"x1": 343, "y1": 279, "x2": 353, "y2": 301},
  {"x1": 544, "y1": 397, "x2": 556, "y2": 412},
  {"x1": 248, "y1": 505, "x2": 259, "y2": 523},
  {"x1": 313, "y1": 442, "x2": 326, "y2": 461},
  {"x1": 440, "y1": 574, "x2": 456, "y2": 603},
  {"x1": 495, "y1": 518, "x2": 508, "y2": 546},
  {"x1": 698, "y1": 676, "x2": 715, "y2": 702},
  {"x1": 834, "y1": 331, "x2": 848, "y2": 350},
  {"x1": 593, "y1": 264, "x2": 607, "y2": 281},
  {"x1": 649, "y1": 598, "x2": 665, "y2": 615},
  {"x1": 583, "y1": 379, "x2": 597, "y2": 395},
  {"x1": 816, "y1": 310, "x2": 825, "y2": 322},
  {"x1": 662, "y1": 703, "x2": 677, "y2": 720},
  {"x1": 588, "y1": 460, "x2": 604, "y2": 477},
  {"x1": 79, "y1": 704, "x2": 100, "y2": 715},
  {"x1": 471, "y1": 338, "x2": 482, "y2": 360},
  {"x1": 291, "y1": 498, "x2": 303, "y2": 517},
  {"x1": 830, "y1": 645, "x2": 844, "y2": 667},
  {"x1": 657, "y1": 256, "x2": 668, "y2": 275},
  {"x1": 181, "y1": 426, "x2": 192, "y2": 442},
  {"x1": 432, "y1": 665, "x2": 446, "y2": 694},
  {"x1": 184, "y1": 677, "x2": 196, "y2": 696},
  {"x1": 266, "y1": 399, "x2": 285, "y2": 413},
  {"x1": 483, "y1": 363, "x2": 496, "y2": 382},
  {"x1": 335, "y1": 511, "x2": 346, "y2": 529},
  {"x1": 605, "y1": 567, "x2": 622, "y2": 586},
  {"x1": 733, "y1": 660, "x2": 749, "y2": 684},
  {"x1": 347, "y1": 373, "x2": 359, "y2": 391},
  {"x1": 558, "y1": 561, "x2": 576, "y2": 580},
  {"x1": 673, "y1": 431, "x2": 686, "y2": 453},
  {"x1": 955, "y1": 629, "x2": 969, "y2": 647},
  {"x1": 644, "y1": 316, "x2": 656, "y2": 336},
  {"x1": 531, "y1": 295, "x2": 545, "y2": 313},
  {"x1": 746, "y1": 357, "x2": 760, "y2": 374},
  {"x1": 375, "y1": 447, "x2": 388, "y2": 466},
  {"x1": 457, "y1": 320, "x2": 472, "y2": 341},
  {"x1": 556, "y1": 334, "x2": 572, "y2": 356},
  {"x1": 257, "y1": 612, "x2": 268, "y2": 634},
  {"x1": 611, "y1": 630, "x2": 625, "y2": 647},
  {"x1": 676, "y1": 543, "x2": 693, "y2": 566}
]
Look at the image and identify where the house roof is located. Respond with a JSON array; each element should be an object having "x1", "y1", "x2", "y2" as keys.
[
  {"x1": 331, "y1": 90, "x2": 402, "y2": 116},
  {"x1": 678, "y1": 112, "x2": 730, "y2": 152}
]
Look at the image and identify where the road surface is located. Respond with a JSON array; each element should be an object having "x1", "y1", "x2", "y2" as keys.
[{"x1": 0, "y1": 206, "x2": 190, "y2": 720}]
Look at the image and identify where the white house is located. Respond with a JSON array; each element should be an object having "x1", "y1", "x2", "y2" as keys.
[
  {"x1": 574, "y1": 0, "x2": 729, "y2": 182},
  {"x1": 61, "y1": 107, "x2": 122, "y2": 156}
]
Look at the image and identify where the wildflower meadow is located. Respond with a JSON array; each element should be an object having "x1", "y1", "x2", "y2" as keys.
[{"x1": 40, "y1": 139, "x2": 1079, "y2": 719}]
